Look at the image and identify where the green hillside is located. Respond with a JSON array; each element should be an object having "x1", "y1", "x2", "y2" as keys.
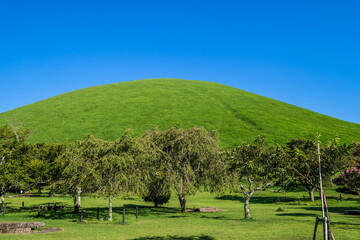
[{"x1": 0, "y1": 78, "x2": 359, "y2": 147}]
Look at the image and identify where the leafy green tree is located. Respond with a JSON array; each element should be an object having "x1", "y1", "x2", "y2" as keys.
[
  {"x1": 94, "y1": 132, "x2": 143, "y2": 221},
  {"x1": 144, "y1": 127, "x2": 226, "y2": 213},
  {"x1": 284, "y1": 138, "x2": 353, "y2": 201},
  {"x1": 25, "y1": 143, "x2": 65, "y2": 194},
  {"x1": 0, "y1": 124, "x2": 31, "y2": 204},
  {"x1": 228, "y1": 136, "x2": 284, "y2": 219},
  {"x1": 60, "y1": 134, "x2": 105, "y2": 212},
  {"x1": 284, "y1": 139, "x2": 321, "y2": 201},
  {"x1": 141, "y1": 130, "x2": 171, "y2": 207}
]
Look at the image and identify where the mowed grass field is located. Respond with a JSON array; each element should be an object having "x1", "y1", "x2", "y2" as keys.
[
  {"x1": 0, "y1": 78, "x2": 359, "y2": 147},
  {"x1": 1, "y1": 188, "x2": 359, "y2": 239}
]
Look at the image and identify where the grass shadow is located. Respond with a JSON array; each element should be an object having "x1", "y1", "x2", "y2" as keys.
[
  {"x1": 276, "y1": 213, "x2": 318, "y2": 217},
  {"x1": 332, "y1": 221, "x2": 360, "y2": 230},
  {"x1": 130, "y1": 235, "x2": 215, "y2": 240},
  {"x1": 216, "y1": 195, "x2": 298, "y2": 204},
  {"x1": 298, "y1": 206, "x2": 360, "y2": 214},
  {"x1": 25, "y1": 204, "x2": 182, "y2": 221}
]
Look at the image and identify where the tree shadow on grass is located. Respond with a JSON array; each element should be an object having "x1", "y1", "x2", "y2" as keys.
[
  {"x1": 216, "y1": 195, "x2": 298, "y2": 204},
  {"x1": 275, "y1": 213, "x2": 318, "y2": 217},
  {"x1": 297, "y1": 206, "x2": 360, "y2": 214},
  {"x1": 123, "y1": 204, "x2": 180, "y2": 216},
  {"x1": 331, "y1": 221, "x2": 360, "y2": 230},
  {"x1": 130, "y1": 235, "x2": 215, "y2": 240},
  {"x1": 25, "y1": 204, "x2": 182, "y2": 221}
]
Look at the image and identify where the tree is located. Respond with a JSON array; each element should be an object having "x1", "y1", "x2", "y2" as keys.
[
  {"x1": 228, "y1": 136, "x2": 284, "y2": 219},
  {"x1": 0, "y1": 124, "x2": 31, "y2": 204},
  {"x1": 144, "y1": 127, "x2": 226, "y2": 213},
  {"x1": 25, "y1": 143, "x2": 65, "y2": 194},
  {"x1": 60, "y1": 134, "x2": 104, "y2": 212},
  {"x1": 284, "y1": 138, "x2": 353, "y2": 201},
  {"x1": 141, "y1": 130, "x2": 171, "y2": 208},
  {"x1": 94, "y1": 132, "x2": 144, "y2": 221}
]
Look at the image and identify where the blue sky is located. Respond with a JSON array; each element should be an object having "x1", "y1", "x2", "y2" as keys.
[{"x1": 1, "y1": 0, "x2": 359, "y2": 123}]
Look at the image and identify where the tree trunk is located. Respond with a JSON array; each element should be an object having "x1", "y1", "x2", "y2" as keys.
[
  {"x1": 308, "y1": 188, "x2": 314, "y2": 201},
  {"x1": 74, "y1": 187, "x2": 82, "y2": 213},
  {"x1": 244, "y1": 194, "x2": 251, "y2": 219},
  {"x1": 77, "y1": 187, "x2": 81, "y2": 208},
  {"x1": 154, "y1": 201, "x2": 158, "y2": 208},
  {"x1": 178, "y1": 195, "x2": 186, "y2": 213},
  {"x1": 0, "y1": 192, "x2": 4, "y2": 205},
  {"x1": 73, "y1": 196, "x2": 79, "y2": 213},
  {"x1": 109, "y1": 193, "x2": 113, "y2": 221}
]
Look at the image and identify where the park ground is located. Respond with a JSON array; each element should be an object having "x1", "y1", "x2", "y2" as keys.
[{"x1": 0, "y1": 188, "x2": 359, "y2": 240}]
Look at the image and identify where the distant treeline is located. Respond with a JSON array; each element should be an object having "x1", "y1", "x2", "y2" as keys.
[{"x1": 0, "y1": 124, "x2": 359, "y2": 220}]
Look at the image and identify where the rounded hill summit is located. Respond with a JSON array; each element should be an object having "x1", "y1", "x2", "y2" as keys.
[{"x1": 0, "y1": 79, "x2": 359, "y2": 147}]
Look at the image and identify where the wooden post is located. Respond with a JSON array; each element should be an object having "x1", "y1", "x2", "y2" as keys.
[
  {"x1": 38, "y1": 204, "x2": 41, "y2": 217},
  {"x1": 2, "y1": 203, "x2": 6, "y2": 216},
  {"x1": 80, "y1": 209, "x2": 83, "y2": 222},
  {"x1": 339, "y1": 194, "x2": 342, "y2": 201},
  {"x1": 122, "y1": 208, "x2": 125, "y2": 224},
  {"x1": 317, "y1": 137, "x2": 328, "y2": 240},
  {"x1": 97, "y1": 207, "x2": 100, "y2": 219},
  {"x1": 312, "y1": 216, "x2": 320, "y2": 240},
  {"x1": 136, "y1": 207, "x2": 138, "y2": 219},
  {"x1": 54, "y1": 203, "x2": 57, "y2": 213},
  {"x1": 22, "y1": 202, "x2": 24, "y2": 208},
  {"x1": 298, "y1": 199, "x2": 301, "y2": 205}
]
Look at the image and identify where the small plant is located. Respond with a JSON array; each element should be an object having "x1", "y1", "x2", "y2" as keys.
[{"x1": 276, "y1": 207, "x2": 285, "y2": 212}]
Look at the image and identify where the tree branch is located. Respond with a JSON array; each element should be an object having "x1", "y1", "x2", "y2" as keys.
[{"x1": 291, "y1": 167, "x2": 320, "y2": 190}]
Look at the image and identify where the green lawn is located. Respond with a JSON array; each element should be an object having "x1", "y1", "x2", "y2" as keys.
[
  {"x1": 1, "y1": 78, "x2": 359, "y2": 147},
  {"x1": 1, "y1": 188, "x2": 359, "y2": 239}
]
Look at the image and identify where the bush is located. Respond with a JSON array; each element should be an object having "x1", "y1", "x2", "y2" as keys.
[
  {"x1": 333, "y1": 167, "x2": 360, "y2": 196},
  {"x1": 142, "y1": 179, "x2": 171, "y2": 207}
]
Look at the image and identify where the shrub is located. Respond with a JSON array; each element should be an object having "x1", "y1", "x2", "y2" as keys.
[{"x1": 333, "y1": 167, "x2": 360, "y2": 196}]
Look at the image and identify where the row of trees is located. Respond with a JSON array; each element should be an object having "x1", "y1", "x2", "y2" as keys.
[{"x1": 0, "y1": 124, "x2": 359, "y2": 220}]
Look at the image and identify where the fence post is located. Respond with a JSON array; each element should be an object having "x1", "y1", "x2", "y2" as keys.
[
  {"x1": 313, "y1": 216, "x2": 320, "y2": 240},
  {"x1": 38, "y1": 204, "x2": 41, "y2": 217},
  {"x1": 2, "y1": 203, "x2": 6, "y2": 216},
  {"x1": 136, "y1": 207, "x2": 138, "y2": 219},
  {"x1": 97, "y1": 207, "x2": 100, "y2": 219},
  {"x1": 80, "y1": 209, "x2": 83, "y2": 222},
  {"x1": 123, "y1": 208, "x2": 125, "y2": 224},
  {"x1": 22, "y1": 202, "x2": 24, "y2": 208}
]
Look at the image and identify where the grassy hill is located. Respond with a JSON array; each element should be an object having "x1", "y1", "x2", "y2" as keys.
[{"x1": 0, "y1": 78, "x2": 359, "y2": 147}]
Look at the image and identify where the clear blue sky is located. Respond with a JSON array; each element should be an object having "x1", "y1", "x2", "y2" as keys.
[{"x1": 1, "y1": 0, "x2": 359, "y2": 123}]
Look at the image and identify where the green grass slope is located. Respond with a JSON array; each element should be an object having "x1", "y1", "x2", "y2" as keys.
[{"x1": 0, "y1": 78, "x2": 359, "y2": 147}]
